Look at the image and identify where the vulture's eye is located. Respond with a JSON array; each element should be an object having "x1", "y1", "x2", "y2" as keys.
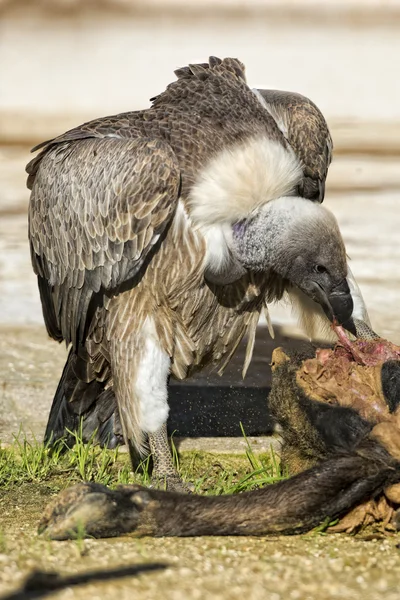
[{"x1": 314, "y1": 264, "x2": 327, "y2": 274}]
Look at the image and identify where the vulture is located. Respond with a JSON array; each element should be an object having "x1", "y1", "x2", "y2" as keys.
[{"x1": 27, "y1": 57, "x2": 369, "y2": 491}]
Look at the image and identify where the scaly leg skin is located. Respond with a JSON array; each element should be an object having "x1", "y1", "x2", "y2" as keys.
[
  {"x1": 148, "y1": 423, "x2": 193, "y2": 493},
  {"x1": 39, "y1": 442, "x2": 400, "y2": 540}
]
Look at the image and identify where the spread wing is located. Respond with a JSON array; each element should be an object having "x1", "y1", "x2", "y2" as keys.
[
  {"x1": 27, "y1": 135, "x2": 181, "y2": 349},
  {"x1": 256, "y1": 89, "x2": 333, "y2": 202}
]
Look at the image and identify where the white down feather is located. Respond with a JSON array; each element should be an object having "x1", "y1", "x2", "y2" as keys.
[
  {"x1": 187, "y1": 136, "x2": 303, "y2": 274},
  {"x1": 188, "y1": 136, "x2": 302, "y2": 226}
]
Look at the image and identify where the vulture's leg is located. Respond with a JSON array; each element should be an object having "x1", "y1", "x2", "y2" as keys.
[
  {"x1": 148, "y1": 424, "x2": 193, "y2": 493},
  {"x1": 109, "y1": 317, "x2": 191, "y2": 493},
  {"x1": 39, "y1": 440, "x2": 400, "y2": 540}
]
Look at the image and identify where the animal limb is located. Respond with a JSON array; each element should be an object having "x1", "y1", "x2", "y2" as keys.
[
  {"x1": 39, "y1": 441, "x2": 400, "y2": 540},
  {"x1": 148, "y1": 424, "x2": 193, "y2": 493}
]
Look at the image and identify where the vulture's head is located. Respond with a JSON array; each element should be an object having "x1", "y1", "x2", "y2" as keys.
[
  {"x1": 189, "y1": 135, "x2": 359, "y2": 335},
  {"x1": 231, "y1": 196, "x2": 353, "y2": 329}
]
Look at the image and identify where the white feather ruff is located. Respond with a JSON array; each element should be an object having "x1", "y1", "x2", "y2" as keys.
[
  {"x1": 188, "y1": 136, "x2": 302, "y2": 226},
  {"x1": 199, "y1": 223, "x2": 234, "y2": 273}
]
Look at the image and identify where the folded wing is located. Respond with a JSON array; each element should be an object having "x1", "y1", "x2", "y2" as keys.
[
  {"x1": 27, "y1": 135, "x2": 181, "y2": 348},
  {"x1": 256, "y1": 89, "x2": 333, "y2": 202}
]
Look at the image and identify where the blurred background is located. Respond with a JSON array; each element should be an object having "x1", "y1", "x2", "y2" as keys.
[{"x1": 1, "y1": 0, "x2": 400, "y2": 439}]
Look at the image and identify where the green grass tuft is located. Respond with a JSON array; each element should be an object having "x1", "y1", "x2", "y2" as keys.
[{"x1": 0, "y1": 425, "x2": 286, "y2": 496}]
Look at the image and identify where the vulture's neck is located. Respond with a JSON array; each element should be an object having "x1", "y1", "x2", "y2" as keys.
[
  {"x1": 202, "y1": 195, "x2": 320, "y2": 287},
  {"x1": 231, "y1": 195, "x2": 316, "y2": 274}
]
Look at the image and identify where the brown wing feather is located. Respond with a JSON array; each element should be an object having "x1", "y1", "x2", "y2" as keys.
[
  {"x1": 28, "y1": 136, "x2": 180, "y2": 349},
  {"x1": 257, "y1": 89, "x2": 333, "y2": 202},
  {"x1": 149, "y1": 57, "x2": 277, "y2": 135}
]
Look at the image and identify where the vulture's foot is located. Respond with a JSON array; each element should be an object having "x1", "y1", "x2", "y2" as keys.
[
  {"x1": 150, "y1": 474, "x2": 194, "y2": 493},
  {"x1": 148, "y1": 424, "x2": 194, "y2": 493},
  {"x1": 38, "y1": 482, "x2": 153, "y2": 540}
]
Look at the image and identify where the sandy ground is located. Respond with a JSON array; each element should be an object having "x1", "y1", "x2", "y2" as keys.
[
  {"x1": 1, "y1": 484, "x2": 400, "y2": 600},
  {"x1": 1, "y1": 145, "x2": 400, "y2": 598}
]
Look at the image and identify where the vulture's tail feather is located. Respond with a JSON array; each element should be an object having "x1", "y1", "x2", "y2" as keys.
[{"x1": 44, "y1": 349, "x2": 123, "y2": 450}]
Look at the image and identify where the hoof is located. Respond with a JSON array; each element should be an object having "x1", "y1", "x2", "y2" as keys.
[{"x1": 39, "y1": 482, "x2": 151, "y2": 540}]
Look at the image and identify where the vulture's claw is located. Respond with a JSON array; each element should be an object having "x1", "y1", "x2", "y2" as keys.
[{"x1": 150, "y1": 475, "x2": 194, "y2": 493}]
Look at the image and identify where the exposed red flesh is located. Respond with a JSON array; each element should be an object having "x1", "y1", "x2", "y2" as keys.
[
  {"x1": 332, "y1": 324, "x2": 400, "y2": 367},
  {"x1": 299, "y1": 326, "x2": 400, "y2": 426}
]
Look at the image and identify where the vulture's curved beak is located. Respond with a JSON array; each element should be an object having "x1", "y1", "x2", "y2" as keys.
[{"x1": 311, "y1": 279, "x2": 354, "y2": 327}]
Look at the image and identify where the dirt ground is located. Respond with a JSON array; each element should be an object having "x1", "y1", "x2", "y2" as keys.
[{"x1": 0, "y1": 483, "x2": 399, "y2": 600}]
